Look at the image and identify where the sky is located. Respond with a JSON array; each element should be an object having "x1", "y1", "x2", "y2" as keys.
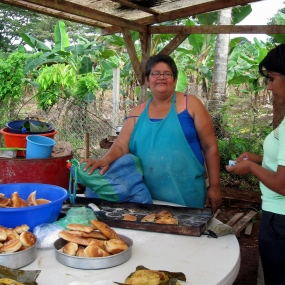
[{"x1": 231, "y1": 0, "x2": 285, "y2": 41}]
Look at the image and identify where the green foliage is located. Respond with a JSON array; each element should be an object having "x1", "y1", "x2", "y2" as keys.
[
  {"x1": 0, "y1": 3, "x2": 41, "y2": 52},
  {"x1": 0, "y1": 51, "x2": 29, "y2": 126},
  {"x1": 75, "y1": 73, "x2": 99, "y2": 102},
  {"x1": 0, "y1": 51, "x2": 27, "y2": 103},
  {"x1": 217, "y1": 93, "x2": 272, "y2": 188}
]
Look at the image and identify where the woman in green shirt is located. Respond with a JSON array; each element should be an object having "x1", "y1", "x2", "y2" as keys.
[{"x1": 226, "y1": 44, "x2": 285, "y2": 285}]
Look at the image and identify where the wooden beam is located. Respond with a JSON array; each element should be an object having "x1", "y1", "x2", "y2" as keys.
[
  {"x1": 2, "y1": 0, "x2": 147, "y2": 33},
  {"x1": 139, "y1": 29, "x2": 151, "y2": 102},
  {"x1": 122, "y1": 28, "x2": 144, "y2": 85},
  {"x1": 226, "y1": 213, "x2": 244, "y2": 227},
  {"x1": 150, "y1": 25, "x2": 285, "y2": 35},
  {"x1": 110, "y1": 0, "x2": 160, "y2": 15},
  {"x1": 101, "y1": 0, "x2": 261, "y2": 35},
  {"x1": 232, "y1": 210, "x2": 258, "y2": 236},
  {"x1": 158, "y1": 32, "x2": 190, "y2": 55},
  {"x1": 244, "y1": 222, "x2": 253, "y2": 236},
  {"x1": 0, "y1": 0, "x2": 109, "y2": 28}
]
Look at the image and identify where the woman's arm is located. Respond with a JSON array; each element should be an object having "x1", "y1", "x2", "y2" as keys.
[
  {"x1": 226, "y1": 161, "x2": 285, "y2": 195},
  {"x1": 187, "y1": 95, "x2": 222, "y2": 212}
]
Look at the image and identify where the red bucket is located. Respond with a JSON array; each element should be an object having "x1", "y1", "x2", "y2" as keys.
[{"x1": 0, "y1": 127, "x2": 57, "y2": 157}]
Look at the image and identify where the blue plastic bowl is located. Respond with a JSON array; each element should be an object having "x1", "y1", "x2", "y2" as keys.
[
  {"x1": 0, "y1": 183, "x2": 68, "y2": 231},
  {"x1": 6, "y1": 120, "x2": 55, "y2": 134}
]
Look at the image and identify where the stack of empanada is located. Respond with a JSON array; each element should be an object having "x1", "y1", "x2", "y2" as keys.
[
  {"x1": 58, "y1": 220, "x2": 128, "y2": 258},
  {"x1": 0, "y1": 224, "x2": 36, "y2": 253}
]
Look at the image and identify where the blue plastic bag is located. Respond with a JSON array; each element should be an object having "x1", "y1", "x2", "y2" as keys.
[{"x1": 69, "y1": 154, "x2": 152, "y2": 204}]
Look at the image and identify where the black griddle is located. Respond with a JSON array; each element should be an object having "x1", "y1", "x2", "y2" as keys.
[{"x1": 61, "y1": 197, "x2": 213, "y2": 237}]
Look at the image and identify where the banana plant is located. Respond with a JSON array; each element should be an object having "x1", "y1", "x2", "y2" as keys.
[
  {"x1": 171, "y1": 5, "x2": 252, "y2": 93},
  {"x1": 227, "y1": 39, "x2": 270, "y2": 91},
  {"x1": 268, "y1": 11, "x2": 285, "y2": 43}
]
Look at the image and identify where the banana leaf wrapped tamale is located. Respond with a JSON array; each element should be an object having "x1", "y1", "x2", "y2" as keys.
[{"x1": 115, "y1": 265, "x2": 186, "y2": 285}]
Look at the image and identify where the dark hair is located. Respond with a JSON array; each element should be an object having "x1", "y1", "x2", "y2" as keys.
[
  {"x1": 145, "y1": 54, "x2": 178, "y2": 79},
  {"x1": 259, "y1": 44, "x2": 285, "y2": 77}
]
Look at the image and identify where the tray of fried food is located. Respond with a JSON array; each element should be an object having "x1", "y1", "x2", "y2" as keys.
[
  {"x1": 0, "y1": 191, "x2": 51, "y2": 208},
  {"x1": 0, "y1": 224, "x2": 37, "y2": 269},
  {"x1": 54, "y1": 220, "x2": 132, "y2": 269}
]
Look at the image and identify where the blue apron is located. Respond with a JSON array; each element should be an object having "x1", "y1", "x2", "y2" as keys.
[{"x1": 129, "y1": 92, "x2": 206, "y2": 207}]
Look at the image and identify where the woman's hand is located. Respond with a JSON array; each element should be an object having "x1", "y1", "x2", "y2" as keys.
[
  {"x1": 205, "y1": 186, "x2": 222, "y2": 213},
  {"x1": 225, "y1": 160, "x2": 252, "y2": 176},
  {"x1": 226, "y1": 151, "x2": 263, "y2": 175},
  {"x1": 235, "y1": 152, "x2": 263, "y2": 165},
  {"x1": 79, "y1": 158, "x2": 110, "y2": 175}
]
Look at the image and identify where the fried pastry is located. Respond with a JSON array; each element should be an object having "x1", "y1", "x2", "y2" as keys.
[
  {"x1": 90, "y1": 220, "x2": 119, "y2": 239},
  {"x1": 123, "y1": 214, "x2": 137, "y2": 221},
  {"x1": 141, "y1": 213, "x2": 156, "y2": 223},
  {"x1": 104, "y1": 238, "x2": 128, "y2": 254},
  {"x1": 67, "y1": 224, "x2": 95, "y2": 233},
  {"x1": 63, "y1": 242, "x2": 78, "y2": 256}
]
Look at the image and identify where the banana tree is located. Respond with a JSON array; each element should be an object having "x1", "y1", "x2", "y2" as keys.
[
  {"x1": 227, "y1": 39, "x2": 269, "y2": 90},
  {"x1": 20, "y1": 21, "x2": 118, "y2": 110}
]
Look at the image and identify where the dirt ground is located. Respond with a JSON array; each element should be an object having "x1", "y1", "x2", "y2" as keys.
[{"x1": 219, "y1": 187, "x2": 262, "y2": 285}]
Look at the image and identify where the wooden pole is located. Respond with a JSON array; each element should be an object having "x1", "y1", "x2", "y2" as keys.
[{"x1": 85, "y1": 132, "x2": 90, "y2": 158}]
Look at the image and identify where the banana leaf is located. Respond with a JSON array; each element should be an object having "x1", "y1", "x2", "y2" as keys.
[
  {"x1": 115, "y1": 265, "x2": 186, "y2": 285},
  {"x1": 0, "y1": 265, "x2": 40, "y2": 285}
]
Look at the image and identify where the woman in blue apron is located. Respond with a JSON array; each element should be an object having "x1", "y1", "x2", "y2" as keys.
[{"x1": 82, "y1": 54, "x2": 221, "y2": 212}]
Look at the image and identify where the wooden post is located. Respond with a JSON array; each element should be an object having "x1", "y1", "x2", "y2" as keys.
[
  {"x1": 112, "y1": 67, "x2": 120, "y2": 135},
  {"x1": 85, "y1": 132, "x2": 90, "y2": 159}
]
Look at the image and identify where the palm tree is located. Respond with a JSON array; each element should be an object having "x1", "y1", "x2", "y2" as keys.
[{"x1": 207, "y1": 8, "x2": 232, "y2": 138}]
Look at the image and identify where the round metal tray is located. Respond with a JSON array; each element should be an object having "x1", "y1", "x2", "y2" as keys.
[
  {"x1": 54, "y1": 234, "x2": 133, "y2": 269},
  {"x1": 0, "y1": 242, "x2": 37, "y2": 269}
]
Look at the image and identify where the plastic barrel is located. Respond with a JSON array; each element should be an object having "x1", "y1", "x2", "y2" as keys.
[{"x1": 26, "y1": 135, "x2": 56, "y2": 159}]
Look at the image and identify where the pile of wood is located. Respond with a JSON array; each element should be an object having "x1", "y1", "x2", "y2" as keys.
[{"x1": 214, "y1": 209, "x2": 258, "y2": 237}]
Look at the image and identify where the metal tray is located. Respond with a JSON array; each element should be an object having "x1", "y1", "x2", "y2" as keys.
[
  {"x1": 54, "y1": 234, "x2": 133, "y2": 269},
  {"x1": 62, "y1": 197, "x2": 213, "y2": 237},
  {"x1": 0, "y1": 242, "x2": 37, "y2": 269}
]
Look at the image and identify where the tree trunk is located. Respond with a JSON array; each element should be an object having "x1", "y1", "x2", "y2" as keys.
[{"x1": 207, "y1": 8, "x2": 232, "y2": 138}]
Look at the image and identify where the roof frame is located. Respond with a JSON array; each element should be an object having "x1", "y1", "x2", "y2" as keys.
[{"x1": 1, "y1": 0, "x2": 285, "y2": 101}]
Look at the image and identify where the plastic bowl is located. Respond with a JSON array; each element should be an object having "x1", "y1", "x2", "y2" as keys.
[
  {"x1": 0, "y1": 183, "x2": 68, "y2": 231},
  {"x1": 6, "y1": 120, "x2": 55, "y2": 134}
]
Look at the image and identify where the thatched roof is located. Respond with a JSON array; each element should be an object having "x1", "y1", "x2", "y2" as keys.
[{"x1": 1, "y1": 0, "x2": 278, "y2": 35}]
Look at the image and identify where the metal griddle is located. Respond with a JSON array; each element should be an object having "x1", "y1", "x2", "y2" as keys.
[{"x1": 61, "y1": 197, "x2": 213, "y2": 237}]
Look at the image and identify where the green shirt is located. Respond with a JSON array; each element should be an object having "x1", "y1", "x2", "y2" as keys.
[{"x1": 261, "y1": 118, "x2": 285, "y2": 214}]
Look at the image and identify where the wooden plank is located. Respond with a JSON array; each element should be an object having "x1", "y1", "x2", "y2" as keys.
[
  {"x1": 232, "y1": 211, "x2": 258, "y2": 236},
  {"x1": 213, "y1": 209, "x2": 221, "y2": 219},
  {"x1": 244, "y1": 222, "x2": 253, "y2": 236},
  {"x1": 226, "y1": 213, "x2": 244, "y2": 227}
]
